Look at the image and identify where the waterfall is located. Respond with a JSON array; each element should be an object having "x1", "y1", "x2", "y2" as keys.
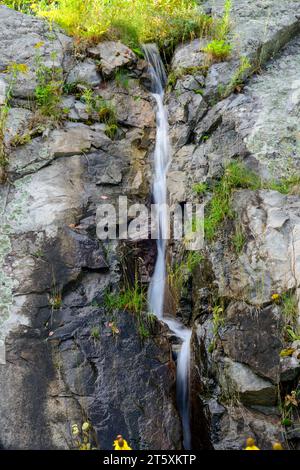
[{"x1": 143, "y1": 44, "x2": 192, "y2": 450}]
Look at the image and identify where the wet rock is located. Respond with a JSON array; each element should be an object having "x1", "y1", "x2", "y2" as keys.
[
  {"x1": 88, "y1": 41, "x2": 137, "y2": 77},
  {"x1": 66, "y1": 59, "x2": 102, "y2": 87}
]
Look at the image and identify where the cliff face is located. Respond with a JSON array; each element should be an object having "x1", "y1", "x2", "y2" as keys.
[
  {"x1": 0, "y1": 5, "x2": 180, "y2": 450},
  {"x1": 167, "y1": 0, "x2": 300, "y2": 450},
  {"x1": 1, "y1": 0, "x2": 300, "y2": 450}
]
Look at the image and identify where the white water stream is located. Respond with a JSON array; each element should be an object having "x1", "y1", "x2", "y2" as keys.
[{"x1": 143, "y1": 44, "x2": 192, "y2": 450}]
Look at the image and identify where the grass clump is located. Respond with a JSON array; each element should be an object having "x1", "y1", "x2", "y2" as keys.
[
  {"x1": 203, "y1": 39, "x2": 232, "y2": 63},
  {"x1": 81, "y1": 88, "x2": 118, "y2": 138},
  {"x1": 34, "y1": 48, "x2": 64, "y2": 119},
  {"x1": 231, "y1": 223, "x2": 246, "y2": 254},
  {"x1": 0, "y1": 62, "x2": 28, "y2": 179},
  {"x1": 204, "y1": 161, "x2": 259, "y2": 241},
  {"x1": 192, "y1": 182, "x2": 208, "y2": 196},
  {"x1": 32, "y1": 0, "x2": 212, "y2": 51}
]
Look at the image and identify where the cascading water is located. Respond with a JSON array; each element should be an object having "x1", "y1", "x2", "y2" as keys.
[{"x1": 143, "y1": 44, "x2": 192, "y2": 450}]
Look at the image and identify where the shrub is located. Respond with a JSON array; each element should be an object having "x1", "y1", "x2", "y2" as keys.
[{"x1": 203, "y1": 39, "x2": 232, "y2": 63}]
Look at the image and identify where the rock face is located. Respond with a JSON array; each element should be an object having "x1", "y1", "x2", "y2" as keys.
[
  {"x1": 167, "y1": 0, "x2": 300, "y2": 451},
  {"x1": 0, "y1": 5, "x2": 180, "y2": 450},
  {"x1": 2, "y1": 0, "x2": 300, "y2": 451}
]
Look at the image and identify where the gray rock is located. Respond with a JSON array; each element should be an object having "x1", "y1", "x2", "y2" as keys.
[
  {"x1": 203, "y1": 0, "x2": 300, "y2": 62},
  {"x1": 221, "y1": 358, "x2": 277, "y2": 406},
  {"x1": 221, "y1": 302, "x2": 282, "y2": 383},
  {"x1": 88, "y1": 41, "x2": 136, "y2": 76},
  {"x1": 280, "y1": 356, "x2": 300, "y2": 382},
  {"x1": 49, "y1": 123, "x2": 93, "y2": 157},
  {"x1": 171, "y1": 38, "x2": 207, "y2": 71},
  {"x1": 0, "y1": 5, "x2": 73, "y2": 98},
  {"x1": 211, "y1": 189, "x2": 300, "y2": 306},
  {"x1": 4, "y1": 107, "x2": 34, "y2": 146},
  {"x1": 66, "y1": 59, "x2": 101, "y2": 87}
]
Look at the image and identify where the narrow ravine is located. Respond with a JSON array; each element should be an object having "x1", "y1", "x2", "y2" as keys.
[{"x1": 143, "y1": 44, "x2": 192, "y2": 450}]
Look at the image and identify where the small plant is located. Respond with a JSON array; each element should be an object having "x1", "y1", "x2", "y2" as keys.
[
  {"x1": 81, "y1": 89, "x2": 118, "y2": 139},
  {"x1": 104, "y1": 277, "x2": 146, "y2": 315},
  {"x1": 204, "y1": 161, "x2": 260, "y2": 241},
  {"x1": 34, "y1": 48, "x2": 63, "y2": 119},
  {"x1": 232, "y1": 223, "x2": 246, "y2": 254},
  {"x1": 193, "y1": 182, "x2": 208, "y2": 196},
  {"x1": 214, "y1": 0, "x2": 232, "y2": 41},
  {"x1": 90, "y1": 326, "x2": 100, "y2": 342},
  {"x1": 223, "y1": 56, "x2": 252, "y2": 97},
  {"x1": 168, "y1": 251, "x2": 203, "y2": 311},
  {"x1": 203, "y1": 39, "x2": 232, "y2": 63},
  {"x1": 71, "y1": 421, "x2": 97, "y2": 450},
  {"x1": 208, "y1": 304, "x2": 224, "y2": 352},
  {"x1": 281, "y1": 292, "x2": 298, "y2": 325},
  {"x1": 0, "y1": 62, "x2": 28, "y2": 177},
  {"x1": 49, "y1": 289, "x2": 62, "y2": 310},
  {"x1": 115, "y1": 69, "x2": 130, "y2": 89},
  {"x1": 268, "y1": 174, "x2": 300, "y2": 195}
]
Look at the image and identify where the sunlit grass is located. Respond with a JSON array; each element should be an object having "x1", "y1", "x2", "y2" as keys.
[{"x1": 5, "y1": 0, "x2": 212, "y2": 50}]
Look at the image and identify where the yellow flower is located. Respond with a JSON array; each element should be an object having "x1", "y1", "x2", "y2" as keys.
[
  {"x1": 82, "y1": 422, "x2": 90, "y2": 432},
  {"x1": 34, "y1": 41, "x2": 45, "y2": 49},
  {"x1": 71, "y1": 424, "x2": 79, "y2": 436},
  {"x1": 272, "y1": 293, "x2": 280, "y2": 302}
]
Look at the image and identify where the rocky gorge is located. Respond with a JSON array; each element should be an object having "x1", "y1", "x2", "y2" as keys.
[{"x1": 1, "y1": 0, "x2": 300, "y2": 451}]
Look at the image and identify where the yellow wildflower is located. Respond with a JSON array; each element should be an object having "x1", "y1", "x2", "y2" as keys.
[
  {"x1": 272, "y1": 293, "x2": 281, "y2": 302},
  {"x1": 34, "y1": 41, "x2": 45, "y2": 49},
  {"x1": 82, "y1": 422, "x2": 90, "y2": 432},
  {"x1": 71, "y1": 424, "x2": 79, "y2": 436}
]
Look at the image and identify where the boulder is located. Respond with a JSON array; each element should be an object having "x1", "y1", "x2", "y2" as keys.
[
  {"x1": 88, "y1": 41, "x2": 137, "y2": 76},
  {"x1": 66, "y1": 59, "x2": 101, "y2": 87},
  {"x1": 220, "y1": 358, "x2": 277, "y2": 406},
  {"x1": 221, "y1": 302, "x2": 282, "y2": 383},
  {"x1": 0, "y1": 5, "x2": 73, "y2": 98}
]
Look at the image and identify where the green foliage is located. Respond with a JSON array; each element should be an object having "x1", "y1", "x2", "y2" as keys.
[
  {"x1": 104, "y1": 283, "x2": 146, "y2": 315},
  {"x1": 0, "y1": 62, "x2": 28, "y2": 175},
  {"x1": 223, "y1": 56, "x2": 252, "y2": 97},
  {"x1": 203, "y1": 39, "x2": 232, "y2": 63},
  {"x1": 168, "y1": 251, "x2": 203, "y2": 310},
  {"x1": 49, "y1": 290, "x2": 62, "y2": 310},
  {"x1": 268, "y1": 174, "x2": 300, "y2": 195},
  {"x1": 208, "y1": 304, "x2": 224, "y2": 352},
  {"x1": 192, "y1": 182, "x2": 208, "y2": 196},
  {"x1": 281, "y1": 292, "x2": 298, "y2": 326},
  {"x1": 81, "y1": 88, "x2": 118, "y2": 138},
  {"x1": 90, "y1": 326, "x2": 100, "y2": 341},
  {"x1": 213, "y1": 0, "x2": 231, "y2": 41},
  {"x1": 33, "y1": 0, "x2": 212, "y2": 52},
  {"x1": 115, "y1": 69, "x2": 130, "y2": 89},
  {"x1": 34, "y1": 49, "x2": 63, "y2": 118},
  {"x1": 231, "y1": 223, "x2": 246, "y2": 254},
  {"x1": 203, "y1": 1, "x2": 232, "y2": 63},
  {"x1": 2, "y1": 0, "x2": 34, "y2": 13},
  {"x1": 204, "y1": 161, "x2": 259, "y2": 241}
]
